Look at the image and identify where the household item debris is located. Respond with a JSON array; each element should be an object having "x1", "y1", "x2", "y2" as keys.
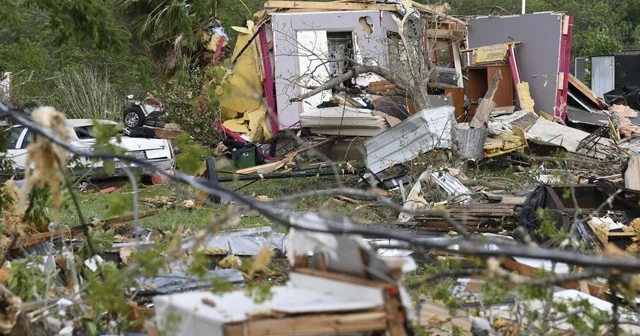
[
  {"x1": 154, "y1": 212, "x2": 416, "y2": 336},
  {"x1": 181, "y1": 227, "x2": 287, "y2": 256}
]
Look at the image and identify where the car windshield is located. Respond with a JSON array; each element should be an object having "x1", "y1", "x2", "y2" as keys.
[
  {"x1": 73, "y1": 124, "x2": 123, "y2": 139},
  {"x1": 8, "y1": 127, "x2": 23, "y2": 149}
]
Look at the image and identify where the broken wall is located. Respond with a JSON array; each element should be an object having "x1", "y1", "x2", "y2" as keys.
[
  {"x1": 467, "y1": 13, "x2": 572, "y2": 119},
  {"x1": 271, "y1": 10, "x2": 400, "y2": 128}
]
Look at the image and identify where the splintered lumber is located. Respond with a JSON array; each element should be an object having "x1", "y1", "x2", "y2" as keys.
[
  {"x1": 22, "y1": 210, "x2": 161, "y2": 247},
  {"x1": 408, "y1": 204, "x2": 519, "y2": 233},
  {"x1": 224, "y1": 312, "x2": 388, "y2": 336},
  {"x1": 501, "y1": 258, "x2": 607, "y2": 301},
  {"x1": 264, "y1": 1, "x2": 397, "y2": 11},
  {"x1": 470, "y1": 69, "x2": 502, "y2": 129}
]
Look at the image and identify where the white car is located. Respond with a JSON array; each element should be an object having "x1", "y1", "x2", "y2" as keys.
[{"x1": 4, "y1": 119, "x2": 175, "y2": 180}]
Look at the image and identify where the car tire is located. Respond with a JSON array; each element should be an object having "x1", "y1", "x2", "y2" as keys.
[{"x1": 123, "y1": 107, "x2": 145, "y2": 128}]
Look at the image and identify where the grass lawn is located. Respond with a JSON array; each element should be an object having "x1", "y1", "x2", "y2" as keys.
[{"x1": 59, "y1": 172, "x2": 394, "y2": 234}]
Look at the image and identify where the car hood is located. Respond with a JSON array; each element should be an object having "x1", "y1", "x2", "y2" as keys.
[{"x1": 71, "y1": 136, "x2": 168, "y2": 152}]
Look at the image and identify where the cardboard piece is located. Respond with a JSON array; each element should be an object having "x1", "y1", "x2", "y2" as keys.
[
  {"x1": 475, "y1": 43, "x2": 509, "y2": 63},
  {"x1": 372, "y1": 111, "x2": 401, "y2": 127}
]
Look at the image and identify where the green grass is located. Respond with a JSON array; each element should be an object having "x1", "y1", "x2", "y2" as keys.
[{"x1": 59, "y1": 172, "x2": 389, "y2": 233}]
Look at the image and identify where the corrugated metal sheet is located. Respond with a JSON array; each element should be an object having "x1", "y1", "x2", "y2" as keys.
[
  {"x1": 364, "y1": 106, "x2": 456, "y2": 174},
  {"x1": 591, "y1": 56, "x2": 615, "y2": 98}
]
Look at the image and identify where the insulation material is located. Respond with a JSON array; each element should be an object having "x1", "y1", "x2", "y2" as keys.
[
  {"x1": 181, "y1": 226, "x2": 286, "y2": 256},
  {"x1": 214, "y1": 21, "x2": 273, "y2": 142},
  {"x1": 222, "y1": 119, "x2": 249, "y2": 133}
]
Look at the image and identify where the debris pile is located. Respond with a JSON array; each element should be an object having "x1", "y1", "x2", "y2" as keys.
[{"x1": 7, "y1": 1, "x2": 640, "y2": 335}]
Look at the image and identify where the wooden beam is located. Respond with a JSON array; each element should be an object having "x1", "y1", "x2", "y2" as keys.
[
  {"x1": 461, "y1": 41, "x2": 522, "y2": 53},
  {"x1": 264, "y1": 1, "x2": 397, "y2": 11},
  {"x1": 426, "y1": 29, "x2": 466, "y2": 40},
  {"x1": 293, "y1": 268, "x2": 392, "y2": 288},
  {"x1": 502, "y1": 258, "x2": 608, "y2": 301},
  {"x1": 223, "y1": 311, "x2": 388, "y2": 336},
  {"x1": 568, "y1": 73, "x2": 607, "y2": 109}
]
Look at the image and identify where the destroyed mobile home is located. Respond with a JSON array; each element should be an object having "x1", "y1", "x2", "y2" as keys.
[{"x1": 5, "y1": 1, "x2": 640, "y2": 335}]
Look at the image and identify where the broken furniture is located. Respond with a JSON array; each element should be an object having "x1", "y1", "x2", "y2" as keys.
[
  {"x1": 466, "y1": 64, "x2": 514, "y2": 120},
  {"x1": 405, "y1": 204, "x2": 519, "y2": 233},
  {"x1": 518, "y1": 183, "x2": 640, "y2": 249},
  {"x1": 467, "y1": 13, "x2": 573, "y2": 120}
]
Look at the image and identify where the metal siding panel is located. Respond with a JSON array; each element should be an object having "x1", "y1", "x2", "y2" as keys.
[{"x1": 591, "y1": 56, "x2": 615, "y2": 98}]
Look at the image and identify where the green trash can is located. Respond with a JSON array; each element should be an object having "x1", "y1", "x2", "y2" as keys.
[{"x1": 233, "y1": 146, "x2": 256, "y2": 169}]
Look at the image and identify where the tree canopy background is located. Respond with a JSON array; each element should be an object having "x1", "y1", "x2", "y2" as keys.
[{"x1": 0, "y1": 0, "x2": 638, "y2": 123}]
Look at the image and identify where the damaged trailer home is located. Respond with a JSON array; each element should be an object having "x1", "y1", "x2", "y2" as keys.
[{"x1": 213, "y1": 1, "x2": 467, "y2": 143}]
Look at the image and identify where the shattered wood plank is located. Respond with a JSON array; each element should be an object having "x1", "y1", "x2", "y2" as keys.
[
  {"x1": 294, "y1": 268, "x2": 391, "y2": 288},
  {"x1": 102, "y1": 209, "x2": 162, "y2": 230},
  {"x1": 501, "y1": 258, "x2": 607, "y2": 301},
  {"x1": 22, "y1": 210, "x2": 161, "y2": 247},
  {"x1": 470, "y1": 69, "x2": 502, "y2": 129},
  {"x1": 500, "y1": 196, "x2": 527, "y2": 206},
  {"x1": 223, "y1": 311, "x2": 388, "y2": 336},
  {"x1": 264, "y1": 1, "x2": 397, "y2": 11},
  {"x1": 460, "y1": 41, "x2": 522, "y2": 53}
]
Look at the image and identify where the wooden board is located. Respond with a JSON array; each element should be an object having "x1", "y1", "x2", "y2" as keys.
[
  {"x1": 500, "y1": 196, "x2": 527, "y2": 206},
  {"x1": 426, "y1": 29, "x2": 466, "y2": 40},
  {"x1": 264, "y1": 1, "x2": 397, "y2": 11},
  {"x1": 223, "y1": 311, "x2": 388, "y2": 336},
  {"x1": 501, "y1": 258, "x2": 607, "y2": 301},
  {"x1": 568, "y1": 74, "x2": 606, "y2": 109}
]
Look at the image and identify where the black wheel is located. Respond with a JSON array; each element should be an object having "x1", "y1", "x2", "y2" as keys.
[{"x1": 123, "y1": 107, "x2": 145, "y2": 128}]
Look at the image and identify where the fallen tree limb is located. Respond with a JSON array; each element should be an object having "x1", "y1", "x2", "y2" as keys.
[
  {"x1": 21, "y1": 210, "x2": 161, "y2": 248},
  {"x1": 290, "y1": 65, "x2": 407, "y2": 102}
]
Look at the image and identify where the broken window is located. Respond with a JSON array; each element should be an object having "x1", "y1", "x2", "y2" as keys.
[{"x1": 327, "y1": 32, "x2": 355, "y2": 81}]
